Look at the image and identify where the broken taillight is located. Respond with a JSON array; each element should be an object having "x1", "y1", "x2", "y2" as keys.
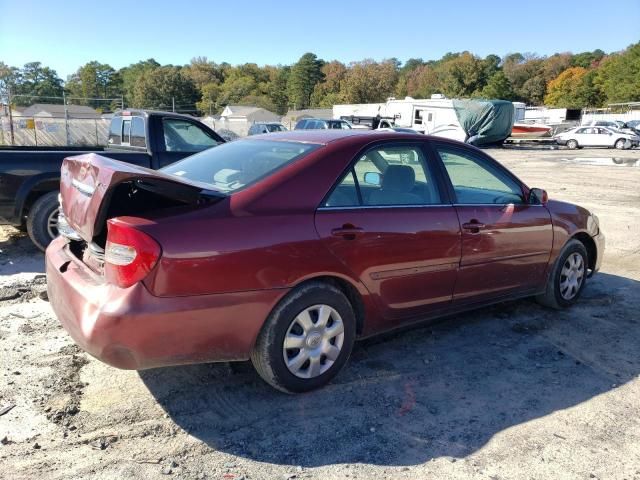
[{"x1": 104, "y1": 218, "x2": 160, "y2": 288}]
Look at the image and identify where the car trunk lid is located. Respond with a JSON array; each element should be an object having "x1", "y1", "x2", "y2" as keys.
[{"x1": 60, "y1": 152, "x2": 224, "y2": 244}]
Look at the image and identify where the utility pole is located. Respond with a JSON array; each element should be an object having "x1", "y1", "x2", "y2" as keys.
[
  {"x1": 7, "y1": 87, "x2": 15, "y2": 146},
  {"x1": 172, "y1": 97, "x2": 175, "y2": 113},
  {"x1": 63, "y1": 91, "x2": 70, "y2": 146}
]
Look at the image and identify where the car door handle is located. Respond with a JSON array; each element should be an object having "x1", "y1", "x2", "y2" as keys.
[
  {"x1": 331, "y1": 225, "x2": 364, "y2": 239},
  {"x1": 462, "y1": 221, "x2": 486, "y2": 232}
]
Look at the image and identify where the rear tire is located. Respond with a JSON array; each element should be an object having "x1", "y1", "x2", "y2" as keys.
[
  {"x1": 536, "y1": 239, "x2": 588, "y2": 309},
  {"x1": 251, "y1": 281, "x2": 356, "y2": 393},
  {"x1": 26, "y1": 191, "x2": 60, "y2": 252},
  {"x1": 566, "y1": 139, "x2": 578, "y2": 150}
]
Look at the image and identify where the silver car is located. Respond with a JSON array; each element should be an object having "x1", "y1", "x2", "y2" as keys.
[{"x1": 555, "y1": 126, "x2": 640, "y2": 150}]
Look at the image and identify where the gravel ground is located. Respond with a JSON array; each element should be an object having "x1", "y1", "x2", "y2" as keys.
[{"x1": 1, "y1": 146, "x2": 639, "y2": 480}]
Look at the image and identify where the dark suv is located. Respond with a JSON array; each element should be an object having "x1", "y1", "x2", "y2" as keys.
[{"x1": 294, "y1": 118, "x2": 352, "y2": 130}]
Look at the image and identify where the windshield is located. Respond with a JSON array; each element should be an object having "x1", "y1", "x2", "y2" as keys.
[{"x1": 161, "y1": 139, "x2": 320, "y2": 192}]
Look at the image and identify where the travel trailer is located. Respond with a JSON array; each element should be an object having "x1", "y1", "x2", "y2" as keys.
[{"x1": 334, "y1": 95, "x2": 514, "y2": 146}]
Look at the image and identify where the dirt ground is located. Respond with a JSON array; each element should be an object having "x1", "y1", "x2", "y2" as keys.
[{"x1": 1, "y1": 146, "x2": 639, "y2": 480}]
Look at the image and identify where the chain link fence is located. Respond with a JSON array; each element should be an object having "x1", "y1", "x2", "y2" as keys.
[{"x1": 0, "y1": 115, "x2": 111, "y2": 146}]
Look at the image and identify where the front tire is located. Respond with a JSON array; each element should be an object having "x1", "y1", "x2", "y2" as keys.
[
  {"x1": 26, "y1": 191, "x2": 60, "y2": 252},
  {"x1": 614, "y1": 138, "x2": 627, "y2": 150},
  {"x1": 536, "y1": 239, "x2": 588, "y2": 309},
  {"x1": 251, "y1": 281, "x2": 356, "y2": 393},
  {"x1": 566, "y1": 139, "x2": 578, "y2": 150}
]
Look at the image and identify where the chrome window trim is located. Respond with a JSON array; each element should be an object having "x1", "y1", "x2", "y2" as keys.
[
  {"x1": 318, "y1": 204, "x2": 452, "y2": 211},
  {"x1": 318, "y1": 203, "x2": 544, "y2": 211}
]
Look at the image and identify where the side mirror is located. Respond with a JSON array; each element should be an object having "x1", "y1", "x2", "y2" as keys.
[
  {"x1": 529, "y1": 187, "x2": 548, "y2": 205},
  {"x1": 363, "y1": 172, "x2": 381, "y2": 186}
]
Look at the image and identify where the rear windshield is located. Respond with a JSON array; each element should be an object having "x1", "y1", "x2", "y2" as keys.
[{"x1": 161, "y1": 139, "x2": 320, "y2": 193}]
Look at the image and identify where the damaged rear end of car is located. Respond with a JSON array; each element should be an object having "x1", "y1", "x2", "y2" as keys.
[{"x1": 47, "y1": 153, "x2": 240, "y2": 369}]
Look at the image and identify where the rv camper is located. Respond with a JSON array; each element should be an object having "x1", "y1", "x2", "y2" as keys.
[{"x1": 334, "y1": 95, "x2": 515, "y2": 146}]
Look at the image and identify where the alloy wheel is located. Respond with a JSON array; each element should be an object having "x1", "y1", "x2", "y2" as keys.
[
  {"x1": 47, "y1": 208, "x2": 59, "y2": 240},
  {"x1": 283, "y1": 304, "x2": 345, "y2": 379},
  {"x1": 559, "y1": 252, "x2": 585, "y2": 300}
]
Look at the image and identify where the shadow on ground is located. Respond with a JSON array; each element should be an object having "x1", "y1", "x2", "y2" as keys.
[{"x1": 141, "y1": 272, "x2": 639, "y2": 467}]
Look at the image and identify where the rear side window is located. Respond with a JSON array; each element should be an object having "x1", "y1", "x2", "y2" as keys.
[
  {"x1": 131, "y1": 117, "x2": 146, "y2": 148},
  {"x1": 163, "y1": 119, "x2": 221, "y2": 152},
  {"x1": 162, "y1": 139, "x2": 319, "y2": 193},
  {"x1": 122, "y1": 119, "x2": 131, "y2": 145},
  {"x1": 108, "y1": 117, "x2": 122, "y2": 145}
]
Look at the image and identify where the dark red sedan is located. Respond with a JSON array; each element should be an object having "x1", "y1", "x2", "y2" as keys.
[{"x1": 47, "y1": 130, "x2": 604, "y2": 393}]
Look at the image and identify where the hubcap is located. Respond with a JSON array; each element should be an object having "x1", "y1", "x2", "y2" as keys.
[
  {"x1": 559, "y1": 252, "x2": 585, "y2": 300},
  {"x1": 283, "y1": 304, "x2": 345, "y2": 379},
  {"x1": 47, "y1": 208, "x2": 60, "y2": 240}
]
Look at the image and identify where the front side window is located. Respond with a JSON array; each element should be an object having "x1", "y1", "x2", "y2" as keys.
[
  {"x1": 437, "y1": 146, "x2": 524, "y2": 205},
  {"x1": 163, "y1": 118, "x2": 220, "y2": 152},
  {"x1": 324, "y1": 144, "x2": 441, "y2": 207},
  {"x1": 162, "y1": 139, "x2": 319, "y2": 193}
]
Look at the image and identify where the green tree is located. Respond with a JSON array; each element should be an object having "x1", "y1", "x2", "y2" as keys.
[
  {"x1": 572, "y1": 49, "x2": 605, "y2": 68},
  {"x1": 13, "y1": 62, "x2": 64, "y2": 105},
  {"x1": 287, "y1": 53, "x2": 324, "y2": 109},
  {"x1": 132, "y1": 66, "x2": 198, "y2": 112},
  {"x1": 0, "y1": 62, "x2": 20, "y2": 95},
  {"x1": 478, "y1": 71, "x2": 515, "y2": 99},
  {"x1": 119, "y1": 59, "x2": 160, "y2": 106},
  {"x1": 268, "y1": 66, "x2": 290, "y2": 114},
  {"x1": 66, "y1": 61, "x2": 121, "y2": 109},
  {"x1": 595, "y1": 43, "x2": 640, "y2": 103},
  {"x1": 196, "y1": 82, "x2": 222, "y2": 115},
  {"x1": 437, "y1": 52, "x2": 484, "y2": 97}
]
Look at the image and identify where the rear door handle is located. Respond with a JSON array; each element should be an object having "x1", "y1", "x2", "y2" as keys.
[
  {"x1": 462, "y1": 221, "x2": 486, "y2": 232},
  {"x1": 331, "y1": 225, "x2": 364, "y2": 239}
]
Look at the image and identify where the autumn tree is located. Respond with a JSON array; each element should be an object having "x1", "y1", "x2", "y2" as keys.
[
  {"x1": 311, "y1": 61, "x2": 347, "y2": 107},
  {"x1": 184, "y1": 57, "x2": 224, "y2": 90},
  {"x1": 339, "y1": 59, "x2": 398, "y2": 104},
  {"x1": 405, "y1": 64, "x2": 441, "y2": 98}
]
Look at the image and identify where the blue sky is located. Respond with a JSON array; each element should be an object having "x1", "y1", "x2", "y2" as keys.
[{"x1": 1, "y1": 0, "x2": 639, "y2": 79}]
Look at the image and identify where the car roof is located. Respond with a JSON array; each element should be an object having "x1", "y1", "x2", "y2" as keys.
[{"x1": 243, "y1": 129, "x2": 433, "y2": 145}]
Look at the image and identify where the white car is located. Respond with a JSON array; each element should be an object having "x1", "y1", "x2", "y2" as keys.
[{"x1": 555, "y1": 126, "x2": 640, "y2": 150}]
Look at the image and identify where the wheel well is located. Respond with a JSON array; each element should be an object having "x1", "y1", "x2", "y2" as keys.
[
  {"x1": 572, "y1": 232, "x2": 597, "y2": 271},
  {"x1": 22, "y1": 183, "x2": 59, "y2": 220},
  {"x1": 296, "y1": 276, "x2": 366, "y2": 335}
]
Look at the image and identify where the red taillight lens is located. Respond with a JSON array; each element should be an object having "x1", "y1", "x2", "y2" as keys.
[{"x1": 104, "y1": 218, "x2": 161, "y2": 288}]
